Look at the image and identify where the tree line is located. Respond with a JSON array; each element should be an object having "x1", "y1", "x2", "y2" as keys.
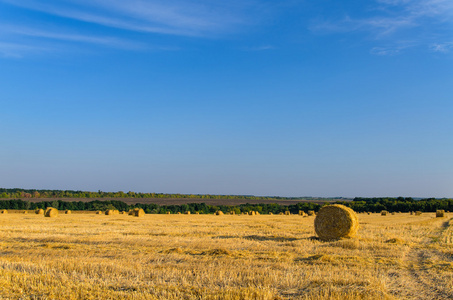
[
  {"x1": 0, "y1": 188, "x2": 347, "y2": 201},
  {"x1": 0, "y1": 197, "x2": 452, "y2": 214}
]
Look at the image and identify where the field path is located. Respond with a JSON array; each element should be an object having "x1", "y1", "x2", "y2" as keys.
[{"x1": 393, "y1": 218, "x2": 453, "y2": 300}]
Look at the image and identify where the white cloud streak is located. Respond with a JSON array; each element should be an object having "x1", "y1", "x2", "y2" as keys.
[
  {"x1": 0, "y1": 0, "x2": 253, "y2": 37},
  {"x1": 310, "y1": 0, "x2": 453, "y2": 55}
]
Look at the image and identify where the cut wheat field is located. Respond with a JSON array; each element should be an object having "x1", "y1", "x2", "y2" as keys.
[{"x1": 1, "y1": 211, "x2": 452, "y2": 300}]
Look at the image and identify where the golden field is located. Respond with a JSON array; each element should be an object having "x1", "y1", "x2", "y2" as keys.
[{"x1": 0, "y1": 211, "x2": 452, "y2": 299}]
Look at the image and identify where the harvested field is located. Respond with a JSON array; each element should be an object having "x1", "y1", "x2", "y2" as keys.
[{"x1": 0, "y1": 212, "x2": 452, "y2": 299}]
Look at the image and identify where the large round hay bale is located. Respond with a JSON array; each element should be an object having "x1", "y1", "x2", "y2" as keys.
[
  {"x1": 132, "y1": 208, "x2": 145, "y2": 217},
  {"x1": 35, "y1": 209, "x2": 44, "y2": 215},
  {"x1": 1, "y1": 210, "x2": 7, "y2": 214},
  {"x1": 215, "y1": 211, "x2": 224, "y2": 215},
  {"x1": 44, "y1": 207, "x2": 58, "y2": 218},
  {"x1": 314, "y1": 204, "x2": 359, "y2": 241},
  {"x1": 381, "y1": 210, "x2": 388, "y2": 216},
  {"x1": 65, "y1": 210, "x2": 71, "y2": 214},
  {"x1": 436, "y1": 210, "x2": 445, "y2": 218}
]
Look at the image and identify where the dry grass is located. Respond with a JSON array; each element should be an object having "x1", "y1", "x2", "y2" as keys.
[{"x1": 0, "y1": 212, "x2": 452, "y2": 299}]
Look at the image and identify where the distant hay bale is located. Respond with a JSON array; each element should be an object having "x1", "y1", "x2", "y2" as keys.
[
  {"x1": 249, "y1": 211, "x2": 256, "y2": 216},
  {"x1": 105, "y1": 209, "x2": 114, "y2": 215},
  {"x1": 44, "y1": 207, "x2": 58, "y2": 218},
  {"x1": 298, "y1": 210, "x2": 306, "y2": 216},
  {"x1": 113, "y1": 210, "x2": 119, "y2": 215},
  {"x1": 285, "y1": 211, "x2": 290, "y2": 215},
  {"x1": 308, "y1": 210, "x2": 315, "y2": 216},
  {"x1": 229, "y1": 211, "x2": 235, "y2": 215},
  {"x1": 314, "y1": 204, "x2": 359, "y2": 241},
  {"x1": 367, "y1": 212, "x2": 371, "y2": 215},
  {"x1": 166, "y1": 212, "x2": 171, "y2": 215},
  {"x1": 120, "y1": 211, "x2": 126, "y2": 214},
  {"x1": 177, "y1": 212, "x2": 181, "y2": 215},
  {"x1": 436, "y1": 210, "x2": 445, "y2": 218},
  {"x1": 65, "y1": 210, "x2": 71, "y2": 214},
  {"x1": 256, "y1": 211, "x2": 260, "y2": 215},
  {"x1": 381, "y1": 210, "x2": 388, "y2": 216},
  {"x1": 132, "y1": 208, "x2": 145, "y2": 217},
  {"x1": 410, "y1": 211, "x2": 414, "y2": 215},
  {"x1": 391, "y1": 212, "x2": 396, "y2": 215},
  {"x1": 269, "y1": 212, "x2": 273, "y2": 215},
  {"x1": 96, "y1": 211, "x2": 103, "y2": 215},
  {"x1": 1, "y1": 210, "x2": 7, "y2": 214},
  {"x1": 195, "y1": 212, "x2": 200, "y2": 215},
  {"x1": 279, "y1": 212, "x2": 284, "y2": 215},
  {"x1": 415, "y1": 211, "x2": 422, "y2": 216},
  {"x1": 35, "y1": 209, "x2": 44, "y2": 214},
  {"x1": 215, "y1": 211, "x2": 224, "y2": 216},
  {"x1": 185, "y1": 211, "x2": 191, "y2": 215}
]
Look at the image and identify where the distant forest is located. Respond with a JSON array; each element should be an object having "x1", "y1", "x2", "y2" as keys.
[
  {"x1": 0, "y1": 190, "x2": 452, "y2": 214},
  {"x1": 0, "y1": 188, "x2": 346, "y2": 201}
]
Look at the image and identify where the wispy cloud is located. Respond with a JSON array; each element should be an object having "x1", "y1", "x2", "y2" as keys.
[
  {"x1": 1, "y1": 25, "x2": 143, "y2": 49},
  {"x1": 0, "y1": 0, "x2": 254, "y2": 37},
  {"x1": 310, "y1": 0, "x2": 453, "y2": 55},
  {"x1": 0, "y1": 42, "x2": 51, "y2": 58}
]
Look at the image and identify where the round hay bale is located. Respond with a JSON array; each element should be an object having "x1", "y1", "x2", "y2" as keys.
[
  {"x1": 184, "y1": 211, "x2": 191, "y2": 215},
  {"x1": 229, "y1": 211, "x2": 235, "y2": 215},
  {"x1": 410, "y1": 211, "x2": 414, "y2": 215},
  {"x1": 255, "y1": 211, "x2": 260, "y2": 215},
  {"x1": 415, "y1": 211, "x2": 422, "y2": 216},
  {"x1": 35, "y1": 209, "x2": 44, "y2": 214},
  {"x1": 65, "y1": 210, "x2": 71, "y2": 214},
  {"x1": 215, "y1": 211, "x2": 224, "y2": 216},
  {"x1": 308, "y1": 210, "x2": 315, "y2": 216},
  {"x1": 133, "y1": 208, "x2": 145, "y2": 217},
  {"x1": 166, "y1": 212, "x2": 171, "y2": 214},
  {"x1": 436, "y1": 210, "x2": 445, "y2": 218},
  {"x1": 105, "y1": 209, "x2": 114, "y2": 215},
  {"x1": 269, "y1": 212, "x2": 273, "y2": 215},
  {"x1": 249, "y1": 211, "x2": 256, "y2": 216},
  {"x1": 44, "y1": 207, "x2": 58, "y2": 218},
  {"x1": 314, "y1": 204, "x2": 359, "y2": 241},
  {"x1": 120, "y1": 211, "x2": 126, "y2": 214},
  {"x1": 96, "y1": 211, "x2": 103, "y2": 215},
  {"x1": 279, "y1": 212, "x2": 284, "y2": 215},
  {"x1": 1, "y1": 209, "x2": 7, "y2": 214},
  {"x1": 285, "y1": 211, "x2": 290, "y2": 215},
  {"x1": 381, "y1": 210, "x2": 388, "y2": 216},
  {"x1": 391, "y1": 212, "x2": 396, "y2": 215},
  {"x1": 298, "y1": 210, "x2": 305, "y2": 216},
  {"x1": 23, "y1": 210, "x2": 28, "y2": 214},
  {"x1": 177, "y1": 212, "x2": 181, "y2": 214},
  {"x1": 367, "y1": 212, "x2": 371, "y2": 215}
]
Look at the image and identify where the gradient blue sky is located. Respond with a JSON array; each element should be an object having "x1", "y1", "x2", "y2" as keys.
[{"x1": 1, "y1": 0, "x2": 452, "y2": 197}]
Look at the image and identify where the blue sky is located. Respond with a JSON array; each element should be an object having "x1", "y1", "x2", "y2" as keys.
[{"x1": 1, "y1": 0, "x2": 452, "y2": 197}]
